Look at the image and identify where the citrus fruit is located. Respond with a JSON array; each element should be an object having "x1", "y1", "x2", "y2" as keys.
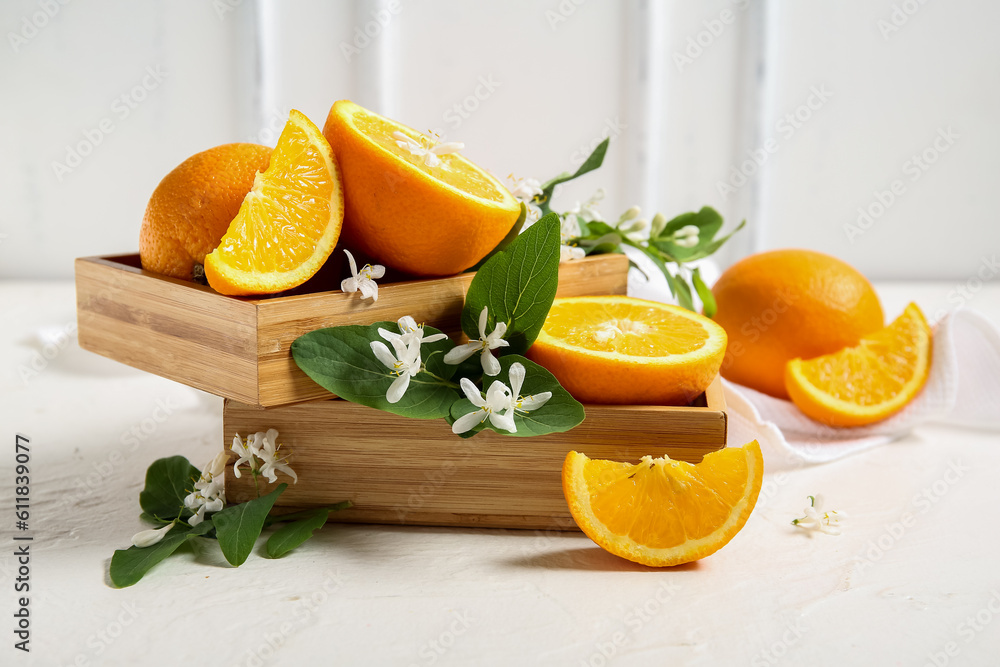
[
  {"x1": 322, "y1": 99, "x2": 521, "y2": 276},
  {"x1": 785, "y1": 302, "x2": 932, "y2": 427},
  {"x1": 526, "y1": 296, "x2": 727, "y2": 405},
  {"x1": 711, "y1": 249, "x2": 884, "y2": 398},
  {"x1": 139, "y1": 143, "x2": 271, "y2": 280},
  {"x1": 562, "y1": 441, "x2": 763, "y2": 567},
  {"x1": 204, "y1": 110, "x2": 344, "y2": 295}
]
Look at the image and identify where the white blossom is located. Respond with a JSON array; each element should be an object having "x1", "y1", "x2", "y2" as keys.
[
  {"x1": 509, "y1": 177, "x2": 543, "y2": 202},
  {"x1": 565, "y1": 188, "x2": 605, "y2": 223},
  {"x1": 183, "y1": 451, "x2": 229, "y2": 526},
  {"x1": 341, "y1": 249, "x2": 385, "y2": 302},
  {"x1": 131, "y1": 521, "x2": 176, "y2": 548},
  {"x1": 371, "y1": 335, "x2": 423, "y2": 403},
  {"x1": 443, "y1": 306, "x2": 509, "y2": 376},
  {"x1": 792, "y1": 495, "x2": 846, "y2": 535},
  {"x1": 393, "y1": 131, "x2": 464, "y2": 168},
  {"x1": 378, "y1": 315, "x2": 448, "y2": 348},
  {"x1": 255, "y1": 428, "x2": 298, "y2": 484},
  {"x1": 451, "y1": 378, "x2": 516, "y2": 435},
  {"x1": 505, "y1": 362, "x2": 552, "y2": 415},
  {"x1": 560, "y1": 244, "x2": 586, "y2": 262},
  {"x1": 672, "y1": 224, "x2": 700, "y2": 248}
]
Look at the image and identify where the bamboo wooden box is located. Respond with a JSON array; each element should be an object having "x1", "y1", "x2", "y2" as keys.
[
  {"x1": 75, "y1": 252, "x2": 630, "y2": 407},
  {"x1": 223, "y1": 377, "x2": 728, "y2": 531}
]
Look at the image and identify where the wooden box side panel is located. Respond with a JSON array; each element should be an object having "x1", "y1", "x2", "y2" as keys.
[
  {"x1": 75, "y1": 256, "x2": 260, "y2": 403},
  {"x1": 223, "y1": 390, "x2": 725, "y2": 531},
  {"x1": 254, "y1": 254, "x2": 631, "y2": 407}
]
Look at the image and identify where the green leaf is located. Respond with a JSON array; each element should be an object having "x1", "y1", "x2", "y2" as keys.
[
  {"x1": 265, "y1": 501, "x2": 351, "y2": 526},
  {"x1": 449, "y1": 355, "x2": 585, "y2": 438},
  {"x1": 139, "y1": 456, "x2": 199, "y2": 520},
  {"x1": 292, "y1": 322, "x2": 458, "y2": 420},
  {"x1": 653, "y1": 208, "x2": 745, "y2": 263},
  {"x1": 266, "y1": 508, "x2": 330, "y2": 559},
  {"x1": 213, "y1": 484, "x2": 286, "y2": 567},
  {"x1": 468, "y1": 202, "x2": 528, "y2": 272},
  {"x1": 109, "y1": 521, "x2": 213, "y2": 588},
  {"x1": 691, "y1": 267, "x2": 717, "y2": 317},
  {"x1": 461, "y1": 213, "x2": 560, "y2": 355},
  {"x1": 666, "y1": 272, "x2": 695, "y2": 311},
  {"x1": 537, "y1": 138, "x2": 609, "y2": 214},
  {"x1": 680, "y1": 218, "x2": 746, "y2": 262}
]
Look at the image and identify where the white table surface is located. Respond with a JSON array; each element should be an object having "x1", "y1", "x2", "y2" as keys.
[{"x1": 2, "y1": 279, "x2": 999, "y2": 667}]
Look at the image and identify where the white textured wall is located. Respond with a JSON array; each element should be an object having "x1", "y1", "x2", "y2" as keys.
[{"x1": 1, "y1": 0, "x2": 996, "y2": 280}]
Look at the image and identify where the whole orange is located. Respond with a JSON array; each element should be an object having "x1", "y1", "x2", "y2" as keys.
[
  {"x1": 711, "y1": 249, "x2": 884, "y2": 398},
  {"x1": 322, "y1": 100, "x2": 520, "y2": 276},
  {"x1": 139, "y1": 143, "x2": 271, "y2": 280}
]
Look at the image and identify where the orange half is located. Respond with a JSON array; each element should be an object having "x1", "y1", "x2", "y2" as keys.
[{"x1": 527, "y1": 296, "x2": 728, "y2": 405}]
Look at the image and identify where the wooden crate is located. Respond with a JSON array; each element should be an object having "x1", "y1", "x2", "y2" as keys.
[
  {"x1": 75, "y1": 253, "x2": 629, "y2": 407},
  {"x1": 222, "y1": 376, "x2": 727, "y2": 531}
]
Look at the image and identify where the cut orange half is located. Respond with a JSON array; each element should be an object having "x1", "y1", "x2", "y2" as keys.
[
  {"x1": 563, "y1": 441, "x2": 763, "y2": 567},
  {"x1": 526, "y1": 296, "x2": 728, "y2": 405},
  {"x1": 322, "y1": 100, "x2": 520, "y2": 276},
  {"x1": 205, "y1": 109, "x2": 344, "y2": 295},
  {"x1": 784, "y1": 302, "x2": 932, "y2": 427}
]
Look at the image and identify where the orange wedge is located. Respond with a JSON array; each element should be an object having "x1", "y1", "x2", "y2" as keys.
[
  {"x1": 526, "y1": 296, "x2": 728, "y2": 405},
  {"x1": 205, "y1": 110, "x2": 344, "y2": 295},
  {"x1": 563, "y1": 441, "x2": 763, "y2": 567},
  {"x1": 323, "y1": 100, "x2": 520, "y2": 276},
  {"x1": 784, "y1": 302, "x2": 932, "y2": 427}
]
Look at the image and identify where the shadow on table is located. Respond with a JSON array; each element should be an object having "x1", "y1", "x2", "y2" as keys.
[{"x1": 504, "y1": 547, "x2": 702, "y2": 573}]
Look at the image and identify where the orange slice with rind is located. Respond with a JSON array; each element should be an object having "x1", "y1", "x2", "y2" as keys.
[
  {"x1": 526, "y1": 295, "x2": 728, "y2": 405},
  {"x1": 562, "y1": 441, "x2": 763, "y2": 567},
  {"x1": 205, "y1": 109, "x2": 344, "y2": 295},
  {"x1": 784, "y1": 302, "x2": 932, "y2": 427}
]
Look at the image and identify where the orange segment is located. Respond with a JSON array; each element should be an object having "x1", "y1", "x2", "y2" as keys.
[
  {"x1": 204, "y1": 109, "x2": 344, "y2": 295},
  {"x1": 323, "y1": 100, "x2": 520, "y2": 276},
  {"x1": 563, "y1": 441, "x2": 763, "y2": 567},
  {"x1": 784, "y1": 302, "x2": 932, "y2": 427},
  {"x1": 139, "y1": 143, "x2": 271, "y2": 281},
  {"x1": 526, "y1": 296, "x2": 727, "y2": 405}
]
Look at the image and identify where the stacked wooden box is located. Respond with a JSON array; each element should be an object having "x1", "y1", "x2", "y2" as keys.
[{"x1": 75, "y1": 253, "x2": 727, "y2": 530}]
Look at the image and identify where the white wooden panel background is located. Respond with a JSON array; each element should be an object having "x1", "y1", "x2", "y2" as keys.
[{"x1": 1, "y1": 0, "x2": 997, "y2": 282}]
